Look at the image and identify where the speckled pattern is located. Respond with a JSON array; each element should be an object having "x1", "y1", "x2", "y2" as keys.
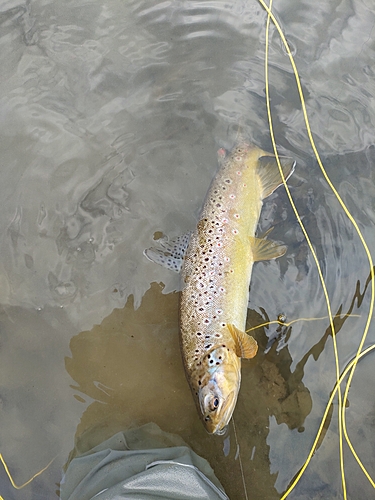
[
  {"x1": 144, "y1": 232, "x2": 192, "y2": 272},
  {"x1": 180, "y1": 143, "x2": 263, "y2": 370},
  {"x1": 179, "y1": 142, "x2": 293, "y2": 432}
]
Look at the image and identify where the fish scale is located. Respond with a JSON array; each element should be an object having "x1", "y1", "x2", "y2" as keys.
[{"x1": 179, "y1": 142, "x2": 295, "y2": 434}]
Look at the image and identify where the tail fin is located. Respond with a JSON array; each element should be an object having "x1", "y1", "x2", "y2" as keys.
[{"x1": 256, "y1": 155, "x2": 295, "y2": 199}]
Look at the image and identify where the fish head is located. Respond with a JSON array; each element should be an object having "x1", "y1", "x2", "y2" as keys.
[{"x1": 194, "y1": 345, "x2": 241, "y2": 435}]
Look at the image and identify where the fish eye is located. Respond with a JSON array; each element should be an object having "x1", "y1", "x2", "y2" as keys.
[{"x1": 209, "y1": 396, "x2": 220, "y2": 411}]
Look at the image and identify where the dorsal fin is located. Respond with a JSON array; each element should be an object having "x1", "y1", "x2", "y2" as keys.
[
  {"x1": 256, "y1": 155, "x2": 295, "y2": 199},
  {"x1": 227, "y1": 324, "x2": 258, "y2": 359},
  {"x1": 144, "y1": 232, "x2": 191, "y2": 273}
]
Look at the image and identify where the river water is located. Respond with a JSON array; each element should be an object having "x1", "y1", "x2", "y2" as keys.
[{"x1": 0, "y1": 0, "x2": 375, "y2": 498}]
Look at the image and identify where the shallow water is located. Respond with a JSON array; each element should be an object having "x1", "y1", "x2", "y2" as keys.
[{"x1": 1, "y1": 0, "x2": 375, "y2": 498}]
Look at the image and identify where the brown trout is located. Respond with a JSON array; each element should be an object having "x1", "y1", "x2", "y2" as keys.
[
  {"x1": 180, "y1": 143, "x2": 294, "y2": 434},
  {"x1": 145, "y1": 142, "x2": 295, "y2": 434}
]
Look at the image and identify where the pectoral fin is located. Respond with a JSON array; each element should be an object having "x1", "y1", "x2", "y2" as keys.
[
  {"x1": 227, "y1": 324, "x2": 258, "y2": 359},
  {"x1": 249, "y1": 236, "x2": 286, "y2": 262},
  {"x1": 256, "y1": 155, "x2": 295, "y2": 199}
]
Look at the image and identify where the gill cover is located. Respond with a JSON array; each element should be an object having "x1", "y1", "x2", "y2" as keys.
[
  {"x1": 196, "y1": 326, "x2": 258, "y2": 434},
  {"x1": 197, "y1": 345, "x2": 241, "y2": 435}
]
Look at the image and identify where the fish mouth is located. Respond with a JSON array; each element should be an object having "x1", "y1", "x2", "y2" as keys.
[{"x1": 213, "y1": 424, "x2": 228, "y2": 436}]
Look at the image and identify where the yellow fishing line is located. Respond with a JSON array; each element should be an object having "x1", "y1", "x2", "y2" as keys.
[
  {"x1": 342, "y1": 370, "x2": 375, "y2": 487},
  {"x1": 258, "y1": 0, "x2": 375, "y2": 496},
  {"x1": 261, "y1": 0, "x2": 346, "y2": 496},
  {"x1": 0, "y1": 453, "x2": 55, "y2": 492},
  {"x1": 284, "y1": 342, "x2": 375, "y2": 493},
  {"x1": 246, "y1": 314, "x2": 360, "y2": 334}
]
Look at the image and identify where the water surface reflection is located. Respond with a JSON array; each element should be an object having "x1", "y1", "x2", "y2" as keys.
[{"x1": 1, "y1": 0, "x2": 375, "y2": 498}]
